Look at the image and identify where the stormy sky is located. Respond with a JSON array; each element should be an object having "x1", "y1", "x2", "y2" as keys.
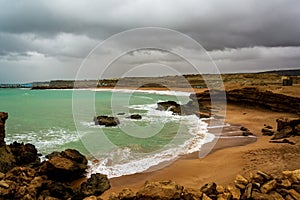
[{"x1": 0, "y1": 0, "x2": 300, "y2": 83}]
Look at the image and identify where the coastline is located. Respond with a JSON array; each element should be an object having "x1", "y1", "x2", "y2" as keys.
[
  {"x1": 2, "y1": 85, "x2": 300, "y2": 199},
  {"x1": 100, "y1": 103, "x2": 300, "y2": 199}
]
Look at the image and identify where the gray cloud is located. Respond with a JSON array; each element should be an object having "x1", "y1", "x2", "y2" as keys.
[
  {"x1": 1, "y1": 0, "x2": 300, "y2": 50},
  {"x1": 0, "y1": 0, "x2": 300, "y2": 83}
]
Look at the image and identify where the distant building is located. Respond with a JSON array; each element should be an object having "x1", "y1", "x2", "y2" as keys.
[{"x1": 281, "y1": 76, "x2": 293, "y2": 86}]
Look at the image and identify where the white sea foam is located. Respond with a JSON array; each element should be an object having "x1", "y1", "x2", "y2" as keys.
[
  {"x1": 87, "y1": 103, "x2": 214, "y2": 178},
  {"x1": 6, "y1": 128, "x2": 79, "y2": 154}
]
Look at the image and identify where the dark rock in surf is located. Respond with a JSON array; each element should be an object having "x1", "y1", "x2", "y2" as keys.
[
  {"x1": 128, "y1": 114, "x2": 142, "y2": 120},
  {"x1": 94, "y1": 116, "x2": 120, "y2": 127},
  {"x1": 157, "y1": 101, "x2": 181, "y2": 115}
]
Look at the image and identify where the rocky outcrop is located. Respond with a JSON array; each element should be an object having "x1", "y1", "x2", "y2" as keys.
[
  {"x1": 190, "y1": 87, "x2": 300, "y2": 114},
  {"x1": 0, "y1": 146, "x2": 16, "y2": 174},
  {"x1": 80, "y1": 173, "x2": 110, "y2": 198},
  {"x1": 0, "y1": 166, "x2": 42, "y2": 199},
  {"x1": 40, "y1": 149, "x2": 88, "y2": 182},
  {"x1": 9, "y1": 141, "x2": 40, "y2": 167},
  {"x1": 276, "y1": 117, "x2": 300, "y2": 133},
  {"x1": 0, "y1": 112, "x2": 8, "y2": 146},
  {"x1": 0, "y1": 166, "x2": 110, "y2": 200},
  {"x1": 0, "y1": 112, "x2": 112, "y2": 199},
  {"x1": 262, "y1": 117, "x2": 300, "y2": 141},
  {"x1": 0, "y1": 112, "x2": 16, "y2": 173},
  {"x1": 94, "y1": 116, "x2": 120, "y2": 127}
]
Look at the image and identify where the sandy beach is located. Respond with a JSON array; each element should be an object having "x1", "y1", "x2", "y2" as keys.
[{"x1": 100, "y1": 100, "x2": 300, "y2": 199}]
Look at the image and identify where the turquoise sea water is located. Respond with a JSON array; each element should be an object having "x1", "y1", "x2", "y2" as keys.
[{"x1": 0, "y1": 88, "x2": 212, "y2": 177}]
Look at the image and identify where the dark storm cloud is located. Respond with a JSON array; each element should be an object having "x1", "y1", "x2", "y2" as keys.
[
  {"x1": 1, "y1": 0, "x2": 300, "y2": 51},
  {"x1": 0, "y1": 0, "x2": 300, "y2": 82}
]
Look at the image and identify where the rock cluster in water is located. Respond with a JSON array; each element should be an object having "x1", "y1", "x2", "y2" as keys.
[
  {"x1": 0, "y1": 112, "x2": 110, "y2": 200},
  {"x1": 156, "y1": 100, "x2": 211, "y2": 118},
  {"x1": 94, "y1": 116, "x2": 120, "y2": 127}
]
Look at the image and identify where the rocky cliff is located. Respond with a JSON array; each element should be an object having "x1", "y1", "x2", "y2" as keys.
[{"x1": 190, "y1": 87, "x2": 300, "y2": 114}]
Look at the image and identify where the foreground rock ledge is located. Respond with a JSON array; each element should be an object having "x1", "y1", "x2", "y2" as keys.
[{"x1": 108, "y1": 168, "x2": 300, "y2": 200}]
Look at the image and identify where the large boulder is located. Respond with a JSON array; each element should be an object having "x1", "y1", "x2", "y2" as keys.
[
  {"x1": 0, "y1": 112, "x2": 8, "y2": 146},
  {"x1": 200, "y1": 182, "x2": 217, "y2": 197},
  {"x1": 262, "y1": 125, "x2": 275, "y2": 136},
  {"x1": 94, "y1": 116, "x2": 120, "y2": 127},
  {"x1": 40, "y1": 149, "x2": 88, "y2": 182},
  {"x1": 136, "y1": 180, "x2": 183, "y2": 199},
  {"x1": 80, "y1": 173, "x2": 110, "y2": 198}
]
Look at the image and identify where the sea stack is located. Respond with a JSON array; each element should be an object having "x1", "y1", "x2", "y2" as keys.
[{"x1": 0, "y1": 112, "x2": 8, "y2": 146}]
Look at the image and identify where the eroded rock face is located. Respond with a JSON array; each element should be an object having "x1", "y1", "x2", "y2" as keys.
[
  {"x1": 0, "y1": 167, "x2": 41, "y2": 199},
  {"x1": 0, "y1": 112, "x2": 8, "y2": 146},
  {"x1": 40, "y1": 149, "x2": 88, "y2": 182},
  {"x1": 94, "y1": 116, "x2": 120, "y2": 127},
  {"x1": 0, "y1": 146, "x2": 16, "y2": 173},
  {"x1": 0, "y1": 112, "x2": 16, "y2": 173},
  {"x1": 271, "y1": 117, "x2": 300, "y2": 140},
  {"x1": 190, "y1": 87, "x2": 300, "y2": 114},
  {"x1": 9, "y1": 142, "x2": 40, "y2": 167}
]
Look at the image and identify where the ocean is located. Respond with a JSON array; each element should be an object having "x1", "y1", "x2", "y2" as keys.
[{"x1": 0, "y1": 88, "x2": 214, "y2": 178}]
